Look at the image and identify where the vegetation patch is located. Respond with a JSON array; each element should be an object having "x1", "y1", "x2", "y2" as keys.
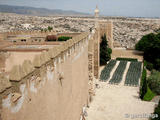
[
  {"x1": 140, "y1": 67, "x2": 147, "y2": 99},
  {"x1": 125, "y1": 62, "x2": 142, "y2": 86},
  {"x1": 58, "y1": 36, "x2": 72, "y2": 41},
  {"x1": 100, "y1": 60, "x2": 116, "y2": 81},
  {"x1": 135, "y1": 32, "x2": 160, "y2": 71},
  {"x1": 109, "y1": 61, "x2": 127, "y2": 84},
  {"x1": 143, "y1": 86, "x2": 156, "y2": 101},
  {"x1": 151, "y1": 100, "x2": 160, "y2": 120},
  {"x1": 140, "y1": 67, "x2": 157, "y2": 101},
  {"x1": 116, "y1": 57, "x2": 138, "y2": 62},
  {"x1": 147, "y1": 70, "x2": 160, "y2": 95}
]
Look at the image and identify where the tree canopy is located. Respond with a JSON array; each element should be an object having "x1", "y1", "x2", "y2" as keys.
[{"x1": 135, "y1": 33, "x2": 160, "y2": 71}]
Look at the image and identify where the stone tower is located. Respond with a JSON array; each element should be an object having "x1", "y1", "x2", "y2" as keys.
[
  {"x1": 94, "y1": 5, "x2": 99, "y2": 28},
  {"x1": 94, "y1": 5, "x2": 99, "y2": 18},
  {"x1": 93, "y1": 5, "x2": 100, "y2": 79}
]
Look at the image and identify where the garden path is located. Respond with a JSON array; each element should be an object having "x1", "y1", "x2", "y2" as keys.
[{"x1": 86, "y1": 82, "x2": 155, "y2": 120}]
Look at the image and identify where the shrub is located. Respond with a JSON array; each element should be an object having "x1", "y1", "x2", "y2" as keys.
[
  {"x1": 107, "y1": 48, "x2": 112, "y2": 54},
  {"x1": 58, "y1": 36, "x2": 72, "y2": 41},
  {"x1": 151, "y1": 100, "x2": 160, "y2": 120},
  {"x1": 147, "y1": 70, "x2": 160, "y2": 95},
  {"x1": 155, "y1": 58, "x2": 160, "y2": 71},
  {"x1": 48, "y1": 26, "x2": 53, "y2": 32},
  {"x1": 146, "y1": 62, "x2": 154, "y2": 71},
  {"x1": 143, "y1": 86, "x2": 156, "y2": 101},
  {"x1": 144, "y1": 60, "x2": 147, "y2": 67}
]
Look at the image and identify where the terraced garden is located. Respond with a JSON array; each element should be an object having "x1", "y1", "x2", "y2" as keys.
[
  {"x1": 100, "y1": 60, "x2": 117, "y2": 81},
  {"x1": 109, "y1": 61, "x2": 127, "y2": 84},
  {"x1": 100, "y1": 59, "x2": 143, "y2": 86},
  {"x1": 125, "y1": 61, "x2": 142, "y2": 86}
]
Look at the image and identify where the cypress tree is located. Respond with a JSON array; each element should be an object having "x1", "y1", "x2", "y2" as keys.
[{"x1": 100, "y1": 34, "x2": 112, "y2": 65}]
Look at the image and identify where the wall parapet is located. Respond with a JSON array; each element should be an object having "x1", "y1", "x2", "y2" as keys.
[{"x1": 0, "y1": 30, "x2": 57, "y2": 41}]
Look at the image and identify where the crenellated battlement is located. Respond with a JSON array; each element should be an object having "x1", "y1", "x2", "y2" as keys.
[{"x1": 0, "y1": 32, "x2": 90, "y2": 111}]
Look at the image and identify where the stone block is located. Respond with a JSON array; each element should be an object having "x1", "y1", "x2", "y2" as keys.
[
  {"x1": 9, "y1": 65, "x2": 26, "y2": 81},
  {"x1": 33, "y1": 55, "x2": 42, "y2": 68},
  {"x1": 22, "y1": 60, "x2": 34, "y2": 75},
  {"x1": 0, "y1": 74, "x2": 12, "y2": 93},
  {"x1": 11, "y1": 93, "x2": 21, "y2": 103}
]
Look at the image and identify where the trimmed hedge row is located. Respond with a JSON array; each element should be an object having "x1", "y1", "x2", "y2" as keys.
[
  {"x1": 140, "y1": 65, "x2": 156, "y2": 101},
  {"x1": 109, "y1": 61, "x2": 127, "y2": 84},
  {"x1": 58, "y1": 36, "x2": 72, "y2": 41},
  {"x1": 125, "y1": 62, "x2": 142, "y2": 86},
  {"x1": 140, "y1": 67, "x2": 147, "y2": 99},
  {"x1": 116, "y1": 57, "x2": 138, "y2": 62},
  {"x1": 100, "y1": 60, "x2": 117, "y2": 81}
]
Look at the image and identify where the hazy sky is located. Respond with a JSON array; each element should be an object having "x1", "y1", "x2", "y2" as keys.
[{"x1": 0, "y1": 0, "x2": 160, "y2": 17}]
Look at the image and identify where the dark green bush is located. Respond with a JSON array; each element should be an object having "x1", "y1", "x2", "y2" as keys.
[
  {"x1": 116, "y1": 57, "x2": 138, "y2": 62},
  {"x1": 144, "y1": 60, "x2": 147, "y2": 67},
  {"x1": 152, "y1": 100, "x2": 160, "y2": 120},
  {"x1": 147, "y1": 70, "x2": 160, "y2": 95},
  {"x1": 135, "y1": 33, "x2": 160, "y2": 71},
  {"x1": 143, "y1": 86, "x2": 156, "y2": 101},
  {"x1": 107, "y1": 48, "x2": 112, "y2": 54},
  {"x1": 135, "y1": 33, "x2": 157, "y2": 51},
  {"x1": 146, "y1": 62, "x2": 154, "y2": 71},
  {"x1": 48, "y1": 26, "x2": 53, "y2": 32},
  {"x1": 58, "y1": 36, "x2": 72, "y2": 41}
]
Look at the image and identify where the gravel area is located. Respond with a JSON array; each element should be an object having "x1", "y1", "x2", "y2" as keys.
[{"x1": 86, "y1": 78, "x2": 155, "y2": 120}]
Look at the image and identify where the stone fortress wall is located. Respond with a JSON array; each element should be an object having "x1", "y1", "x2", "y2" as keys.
[
  {"x1": 0, "y1": 24, "x2": 104, "y2": 119},
  {"x1": 99, "y1": 21, "x2": 113, "y2": 49},
  {"x1": 0, "y1": 32, "x2": 88, "y2": 120}
]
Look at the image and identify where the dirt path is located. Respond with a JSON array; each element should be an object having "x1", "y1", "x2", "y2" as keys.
[{"x1": 86, "y1": 82, "x2": 155, "y2": 120}]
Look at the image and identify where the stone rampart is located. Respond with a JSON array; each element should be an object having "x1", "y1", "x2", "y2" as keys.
[{"x1": 0, "y1": 32, "x2": 91, "y2": 120}]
